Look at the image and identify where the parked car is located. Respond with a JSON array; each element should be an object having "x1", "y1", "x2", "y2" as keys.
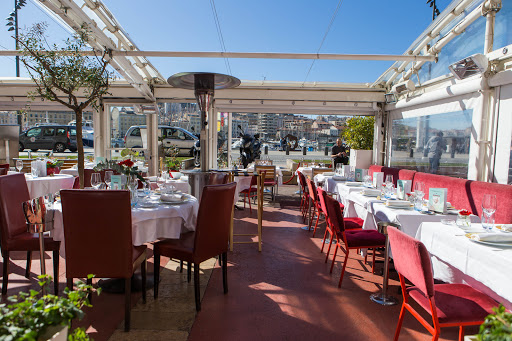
[
  {"x1": 19, "y1": 125, "x2": 77, "y2": 152},
  {"x1": 124, "y1": 125, "x2": 198, "y2": 156}
]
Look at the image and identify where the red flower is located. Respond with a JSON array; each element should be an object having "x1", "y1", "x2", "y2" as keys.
[
  {"x1": 118, "y1": 159, "x2": 134, "y2": 168},
  {"x1": 458, "y1": 209, "x2": 472, "y2": 216}
]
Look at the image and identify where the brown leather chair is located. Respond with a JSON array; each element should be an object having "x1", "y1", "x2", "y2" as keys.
[
  {"x1": 208, "y1": 172, "x2": 228, "y2": 185},
  {"x1": 0, "y1": 174, "x2": 60, "y2": 295},
  {"x1": 153, "y1": 182, "x2": 237, "y2": 311},
  {"x1": 60, "y1": 189, "x2": 147, "y2": 332}
]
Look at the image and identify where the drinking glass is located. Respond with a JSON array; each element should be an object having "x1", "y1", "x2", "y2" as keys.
[
  {"x1": 363, "y1": 175, "x2": 372, "y2": 187},
  {"x1": 385, "y1": 174, "x2": 394, "y2": 186},
  {"x1": 481, "y1": 194, "x2": 497, "y2": 231},
  {"x1": 128, "y1": 175, "x2": 139, "y2": 191},
  {"x1": 142, "y1": 181, "x2": 151, "y2": 197},
  {"x1": 16, "y1": 160, "x2": 23, "y2": 172},
  {"x1": 104, "y1": 171, "x2": 113, "y2": 189},
  {"x1": 90, "y1": 173, "x2": 101, "y2": 190},
  {"x1": 414, "y1": 182, "x2": 425, "y2": 211}
]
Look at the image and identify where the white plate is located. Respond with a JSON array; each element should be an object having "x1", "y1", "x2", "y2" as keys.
[
  {"x1": 496, "y1": 225, "x2": 512, "y2": 233},
  {"x1": 137, "y1": 201, "x2": 157, "y2": 208},
  {"x1": 465, "y1": 233, "x2": 512, "y2": 247},
  {"x1": 361, "y1": 192, "x2": 379, "y2": 197},
  {"x1": 344, "y1": 182, "x2": 362, "y2": 187},
  {"x1": 386, "y1": 203, "x2": 413, "y2": 209}
]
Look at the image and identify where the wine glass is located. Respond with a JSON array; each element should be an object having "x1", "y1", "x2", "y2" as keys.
[
  {"x1": 142, "y1": 181, "x2": 151, "y2": 197},
  {"x1": 16, "y1": 160, "x2": 23, "y2": 172},
  {"x1": 481, "y1": 194, "x2": 497, "y2": 231},
  {"x1": 104, "y1": 171, "x2": 113, "y2": 189},
  {"x1": 414, "y1": 182, "x2": 425, "y2": 210},
  {"x1": 90, "y1": 173, "x2": 101, "y2": 190}
]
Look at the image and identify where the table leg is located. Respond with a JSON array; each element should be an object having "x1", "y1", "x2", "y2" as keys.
[{"x1": 370, "y1": 236, "x2": 398, "y2": 306}]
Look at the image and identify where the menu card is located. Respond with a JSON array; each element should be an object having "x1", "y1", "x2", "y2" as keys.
[
  {"x1": 428, "y1": 188, "x2": 448, "y2": 213},
  {"x1": 372, "y1": 172, "x2": 384, "y2": 189},
  {"x1": 111, "y1": 175, "x2": 122, "y2": 190},
  {"x1": 355, "y1": 169, "x2": 368, "y2": 182},
  {"x1": 397, "y1": 180, "x2": 412, "y2": 200}
]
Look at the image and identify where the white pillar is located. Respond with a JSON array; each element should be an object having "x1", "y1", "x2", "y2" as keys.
[
  {"x1": 147, "y1": 105, "x2": 159, "y2": 176},
  {"x1": 227, "y1": 112, "x2": 232, "y2": 167},
  {"x1": 93, "y1": 104, "x2": 107, "y2": 158}
]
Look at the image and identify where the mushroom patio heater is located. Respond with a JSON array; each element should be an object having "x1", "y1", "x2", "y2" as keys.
[{"x1": 167, "y1": 72, "x2": 240, "y2": 199}]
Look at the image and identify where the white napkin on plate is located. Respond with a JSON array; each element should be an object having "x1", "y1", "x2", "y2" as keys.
[
  {"x1": 386, "y1": 200, "x2": 411, "y2": 207},
  {"x1": 161, "y1": 193, "x2": 186, "y2": 202},
  {"x1": 470, "y1": 233, "x2": 512, "y2": 242},
  {"x1": 498, "y1": 224, "x2": 512, "y2": 232},
  {"x1": 362, "y1": 189, "x2": 381, "y2": 196},
  {"x1": 344, "y1": 182, "x2": 361, "y2": 187}
]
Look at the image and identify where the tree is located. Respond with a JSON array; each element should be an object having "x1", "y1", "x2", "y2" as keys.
[
  {"x1": 16, "y1": 22, "x2": 114, "y2": 188},
  {"x1": 341, "y1": 116, "x2": 374, "y2": 150}
]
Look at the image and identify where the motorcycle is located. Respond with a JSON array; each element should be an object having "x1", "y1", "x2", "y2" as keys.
[{"x1": 239, "y1": 131, "x2": 261, "y2": 168}]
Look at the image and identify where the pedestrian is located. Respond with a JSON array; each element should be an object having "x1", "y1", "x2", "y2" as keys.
[{"x1": 425, "y1": 131, "x2": 446, "y2": 174}]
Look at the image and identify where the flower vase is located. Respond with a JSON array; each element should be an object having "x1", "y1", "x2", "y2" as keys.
[
  {"x1": 46, "y1": 167, "x2": 60, "y2": 176},
  {"x1": 456, "y1": 213, "x2": 471, "y2": 228}
]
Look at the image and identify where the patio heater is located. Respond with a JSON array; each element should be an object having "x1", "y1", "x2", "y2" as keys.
[{"x1": 167, "y1": 72, "x2": 240, "y2": 198}]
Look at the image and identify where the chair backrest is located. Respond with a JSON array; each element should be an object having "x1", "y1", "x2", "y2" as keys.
[
  {"x1": 209, "y1": 172, "x2": 228, "y2": 185},
  {"x1": 0, "y1": 164, "x2": 9, "y2": 171},
  {"x1": 387, "y1": 226, "x2": 434, "y2": 298},
  {"x1": 60, "y1": 190, "x2": 134, "y2": 278},
  {"x1": 312, "y1": 167, "x2": 331, "y2": 178},
  {"x1": 306, "y1": 177, "x2": 318, "y2": 202},
  {"x1": 194, "y1": 183, "x2": 237, "y2": 262},
  {"x1": 317, "y1": 187, "x2": 329, "y2": 221},
  {"x1": 0, "y1": 174, "x2": 31, "y2": 250},
  {"x1": 255, "y1": 165, "x2": 276, "y2": 181},
  {"x1": 324, "y1": 194, "x2": 345, "y2": 235},
  {"x1": 298, "y1": 171, "x2": 308, "y2": 192},
  {"x1": 0, "y1": 168, "x2": 7, "y2": 176}
]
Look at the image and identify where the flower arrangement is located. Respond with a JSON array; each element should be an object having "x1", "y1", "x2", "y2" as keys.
[
  {"x1": 458, "y1": 209, "x2": 472, "y2": 216},
  {"x1": 456, "y1": 209, "x2": 472, "y2": 228},
  {"x1": 46, "y1": 159, "x2": 64, "y2": 176},
  {"x1": 94, "y1": 158, "x2": 145, "y2": 183},
  {"x1": 165, "y1": 145, "x2": 181, "y2": 171},
  {"x1": 0, "y1": 274, "x2": 98, "y2": 340}
]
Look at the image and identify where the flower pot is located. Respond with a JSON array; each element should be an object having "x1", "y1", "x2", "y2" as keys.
[
  {"x1": 349, "y1": 149, "x2": 373, "y2": 169},
  {"x1": 40, "y1": 325, "x2": 68, "y2": 341},
  {"x1": 170, "y1": 171, "x2": 181, "y2": 179},
  {"x1": 46, "y1": 167, "x2": 60, "y2": 176},
  {"x1": 456, "y1": 213, "x2": 471, "y2": 228}
]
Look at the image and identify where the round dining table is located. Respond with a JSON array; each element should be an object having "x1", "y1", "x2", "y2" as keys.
[{"x1": 8, "y1": 171, "x2": 76, "y2": 199}]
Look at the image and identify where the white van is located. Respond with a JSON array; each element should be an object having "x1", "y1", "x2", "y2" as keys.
[{"x1": 124, "y1": 125, "x2": 198, "y2": 156}]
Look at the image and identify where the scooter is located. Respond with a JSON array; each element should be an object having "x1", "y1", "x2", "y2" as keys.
[{"x1": 239, "y1": 131, "x2": 261, "y2": 168}]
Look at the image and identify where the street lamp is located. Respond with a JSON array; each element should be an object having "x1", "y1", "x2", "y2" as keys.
[{"x1": 6, "y1": 0, "x2": 27, "y2": 77}]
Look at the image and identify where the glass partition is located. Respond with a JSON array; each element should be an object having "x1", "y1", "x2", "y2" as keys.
[{"x1": 390, "y1": 110, "x2": 473, "y2": 178}]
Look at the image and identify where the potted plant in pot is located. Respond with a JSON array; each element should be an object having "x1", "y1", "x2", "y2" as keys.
[
  {"x1": 0, "y1": 274, "x2": 99, "y2": 340},
  {"x1": 342, "y1": 116, "x2": 375, "y2": 169},
  {"x1": 165, "y1": 145, "x2": 182, "y2": 179},
  {"x1": 466, "y1": 305, "x2": 512, "y2": 341},
  {"x1": 46, "y1": 159, "x2": 64, "y2": 176}
]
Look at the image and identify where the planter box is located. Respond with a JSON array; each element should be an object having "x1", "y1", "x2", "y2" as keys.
[
  {"x1": 464, "y1": 336, "x2": 477, "y2": 341},
  {"x1": 349, "y1": 150, "x2": 373, "y2": 169}
]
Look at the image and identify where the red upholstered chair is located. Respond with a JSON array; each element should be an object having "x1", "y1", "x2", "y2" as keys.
[
  {"x1": 317, "y1": 188, "x2": 364, "y2": 259},
  {"x1": 387, "y1": 227, "x2": 497, "y2": 341},
  {"x1": 209, "y1": 172, "x2": 228, "y2": 185},
  {"x1": 0, "y1": 164, "x2": 9, "y2": 172},
  {"x1": 0, "y1": 174, "x2": 60, "y2": 295},
  {"x1": 0, "y1": 168, "x2": 7, "y2": 176},
  {"x1": 60, "y1": 189, "x2": 147, "y2": 332},
  {"x1": 153, "y1": 182, "x2": 237, "y2": 311},
  {"x1": 240, "y1": 171, "x2": 265, "y2": 214},
  {"x1": 297, "y1": 171, "x2": 310, "y2": 222},
  {"x1": 306, "y1": 177, "x2": 323, "y2": 232},
  {"x1": 324, "y1": 194, "x2": 386, "y2": 287}
]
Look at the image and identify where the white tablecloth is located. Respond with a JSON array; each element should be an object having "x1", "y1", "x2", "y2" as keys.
[
  {"x1": 416, "y1": 222, "x2": 512, "y2": 310},
  {"x1": 314, "y1": 174, "x2": 345, "y2": 193},
  {"x1": 335, "y1": 182, "x2": 364, "y2": 208},
  {"x1": 51, "y1": 195, "x2": 199, "y2": 255},
  {"x1": 163, "y1": 179, "x2": 190, "y2": 194},
  {"x1": 24, "y1": 174, "x2": 75, "y2": 199}
]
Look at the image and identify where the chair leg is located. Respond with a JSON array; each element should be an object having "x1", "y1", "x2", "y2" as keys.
[
  {"x1": 222, "y1": 252, "x2": 228, "y2": 294},
  {"x1": 338, "y1": 250, "x2": 350, "y2": 288},
  {"x1": 180, "y1": 260, "x2": 183, "y2": 273},
  {"x1": 325, "y1": 233, "x2": 333, "y2": 264},
  {"x1": 53, "y1": 250, "x2": 59, "y2": 295},
  {"x1": 153, "y1": 248, "x2": 160, "y2": 299},
  {"x1": 371, "y1": 248, "x2": 376, "y2": 274},
  {"x1": 458, "y1": 326, "x2": 465, "y2": 341},
  {"x1": 243, "y1": 194, "x2": 247, "y2": 209},
  {"x1": 393, "y1": 303, "x2": 407, "y2": 341},
  {"x1": 2, "y1": 253, "x2": 9, "y2": 295},
  {"x1": 308, "y1": 206, "x2": 316, "y2": 230},
  {"x1": 320, "y1": 228, "x2": 328, "y2": 253},
  {"x1": 187, "y1": 262, "x2": 192, "y2": 283},
  {"x1": 194, "y1": 263, "x2": 201, "y2": 312},
  {"x1": 25, "y1": 251, "x2": 32, "y2": 279},
  {"x1": 66, "y1": 278, "x2": 73, "y2": 290},
  {"x1": 312, "y1": 211, "x2": 321, "y2": 237},
  {"x1": 141, "y1": 257, "x2": 147, "y2": 304},
  {"x1": 124, "y1": 278, "x2": 131, "y2": 332},
  {"x1": 86, "y1": 277, "x2": 93, "y2": 303},
  {"x1": 248, "y1": 194, "x2": 252, "y2": 214},
  {"x1": 329, "y1": 244, "x2": 339, "y2": 273}
]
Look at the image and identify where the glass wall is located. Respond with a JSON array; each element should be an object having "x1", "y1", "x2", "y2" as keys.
[
  {"x1": 494, "y1": 0, "x2": 512, "y2": 50},
  {"x1": 109, "y1": 106, "x2": 146, "y2": 149},
  {"x1": 390, "y1": 110, "x2": 473, "y2": 178}
]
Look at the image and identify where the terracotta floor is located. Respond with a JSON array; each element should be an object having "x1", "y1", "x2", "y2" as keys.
[{"x1": 0, "y1": 185, "x2": 479, "y2": 340}]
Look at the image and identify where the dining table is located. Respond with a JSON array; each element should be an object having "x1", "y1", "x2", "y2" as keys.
[
  {"x1": 8, "y1": 171, "x2": 75, "y2": 199},
  {"x1": 50, "y1": 192, "x2": 199, "y2": 256},
  {"x1": 415, "y1": 222, "x2": 512, "y2": 310},
  {"x1": 314, "y1": 173, "x2": 346, "y2": 193}
]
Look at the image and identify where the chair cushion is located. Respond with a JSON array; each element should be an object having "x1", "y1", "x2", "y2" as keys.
[
  {"x1": 344, "y1": 217, "x2": 364, "y2": 230},
  {"x1": 155, "y1": 232, "x2": 195, "y2": 263},
  {"x1": 408, "y1": 284, "x2": 497, "y2": 324},
  {"x1": 5, "y1": 232, "x2": 60, "y2": 251},
  {"x1": 345, "y1": 230, "x2": 386, "y2": 248}
]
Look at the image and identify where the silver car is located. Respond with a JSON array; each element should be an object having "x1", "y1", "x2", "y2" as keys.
[{"x1": 124, "y1": 125, "x2": 198, "y2": 156}]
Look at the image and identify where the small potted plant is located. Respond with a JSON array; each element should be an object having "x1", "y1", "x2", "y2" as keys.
[
  {"x1": 165, "y1": 145, "x2": 182, "y2": 179},
  {"x1": 457, "y1": 209, "x2": 472, "y2": 228},
  {"x1": 466, "y1": 305, "x2": 512, "y2": 341},
  {"x1": 0, "y1": 274, "x2": 99, "y2": 340},
  {"x1": 46, "y1": 159, "x2": 64, "y2": 176}
]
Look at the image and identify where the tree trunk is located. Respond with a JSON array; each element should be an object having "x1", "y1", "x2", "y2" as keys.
[{"x1": 75, "y1": 109, "x2": 85, "y2": 189}]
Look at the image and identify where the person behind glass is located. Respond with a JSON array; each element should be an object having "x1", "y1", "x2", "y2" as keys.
[
  {"x1": 426, "y1": 131, "x2": 446, "y2": 174},
  {"x1": 331, "y1": 138, "x2": 348, "y2": 167}
]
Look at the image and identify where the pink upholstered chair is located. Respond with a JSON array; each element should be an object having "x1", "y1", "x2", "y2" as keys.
[
  {"x1": 297, "y1": 172, "x2": 310, "y2": 222},
  {"x1": 387, "y1": 226, "x2": 498, "y2": 341},
  {"x1": 317, "y1": 188, "x2": 364, "y2": 260},
  {"x1": 324, "y1": 194, "x2": 386, "y2": 287},
  {"x1": 306, "y1": 178, "x2": 324, "y2": 232}
]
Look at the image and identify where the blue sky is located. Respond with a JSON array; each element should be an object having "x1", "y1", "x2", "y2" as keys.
[{"x1": 0, "y1": 0, "x2": 452, "y2": 83}]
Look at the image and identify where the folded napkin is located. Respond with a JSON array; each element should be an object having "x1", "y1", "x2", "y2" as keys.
[
  {"x1": 161, "y1": 193, "x2": 186, "y2": 202},
  {"x1": 344, "y1": 182, "x2": 362, "y2": 187},
  {"x1": 469, "y1": 233, "x2": 512, "y2": 242},
  {"x1": 362, "y1": 189, "x2": 381, "y2": 196},
  {"x1": 498, "y1": 224, "x2": 512, "y2": 232},
  {"x1": 386, "y1": 200, "x2": 411, "y2": 207}
]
